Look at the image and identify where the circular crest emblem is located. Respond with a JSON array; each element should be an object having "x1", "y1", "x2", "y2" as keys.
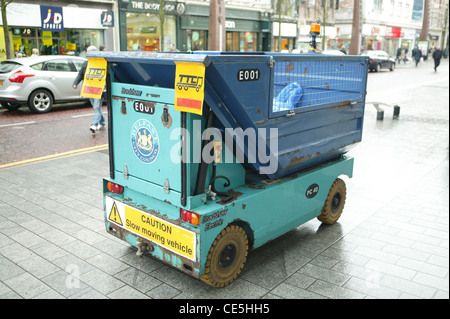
[{"x1": 131, "y1": 119, "x2": 159, "y2": 164}]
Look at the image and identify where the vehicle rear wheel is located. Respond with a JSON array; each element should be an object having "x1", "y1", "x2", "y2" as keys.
[
  {"x1": 28, "y1": 89, "x2": 53, "y2": 113},
  {"x1": 317, "y1": 178, "x2": 347, "y2": 225},
  {"x1": 201, "y1": 224, "x2": 248, "y2": 287}
]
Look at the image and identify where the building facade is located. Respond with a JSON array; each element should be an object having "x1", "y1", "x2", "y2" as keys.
[
  {"x1": 0, "y1": 0, "x2": 116, "y2": 60},
  {"x1": 334, "y1": 0, "x2": 449, "y2": 57},
  {"x1": 297, "y1": 0, "x2": 338, "y2": 52},
  {"x1": 116, "y1": 0, "x2": 272, "y2": 52},
  {"x1": 1, "y1": 0, "x2": 448, "y2": 57}
]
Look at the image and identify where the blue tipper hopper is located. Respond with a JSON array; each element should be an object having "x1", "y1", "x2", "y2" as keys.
[{"x1": 93, "y1": 51, "x2": 369, "y2": 179}]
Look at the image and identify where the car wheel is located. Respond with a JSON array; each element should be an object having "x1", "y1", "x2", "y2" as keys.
[
  {"x1": 0, "y1": 102, "x2": 21, "y2": 111},
  {"x1": 28, "y1": 89, "x2": 53, "y2": 113},
  {"x1": 390, "y1": 63, "x2": 395, "y2": 71},
  {"x1": 375, "y1": 64, "x2": 381, "y2": 72}
]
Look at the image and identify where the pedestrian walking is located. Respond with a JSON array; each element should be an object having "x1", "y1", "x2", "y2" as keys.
[
  {"x1": 396, "y1": 47, "x2": 402, "y2": 64},
  {"x1": 412, "y1": 46, "x2": 422, "y2": 67},
  {"x1": 31, "y1": 48, "x2": 39, "y2": 56},
  {"x1": 432, "y1": 47, "x2": 443, "y2": 72},
  {"x1": 72, "y1": 45, "x2": 106, "y2": 133},
  {"x1": 403, "y1": 47, "x2": 409, "y2": 63}
]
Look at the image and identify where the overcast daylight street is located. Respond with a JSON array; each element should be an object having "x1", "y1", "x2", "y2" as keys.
[{"x1": 0, "y1": 0, "x2": 448, "y2": 310}]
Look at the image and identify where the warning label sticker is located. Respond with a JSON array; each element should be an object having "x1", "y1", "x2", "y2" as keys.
[
  {"x1": 105, "y1": 196, "x2": 197, "y2": 261},
  {"x1": 108, "y1": 202, "x2": 123, "y2": 226}
]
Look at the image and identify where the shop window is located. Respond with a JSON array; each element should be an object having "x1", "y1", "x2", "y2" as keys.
[
  {"x1": 187, "y1": 30, "x2": 207, "y2": 51},
  {"x1": 11, "y1": 28, "x2": 39, "y2": 57},
  {"x1": 66, "y1": 29, "x2": 101, "y2": 56},
  {"x1": 126, "y1": 13, "x2": 176, "y2": 52},
  {"x1": 226, "y1": 32, "x2": 257, "y2": 52}
]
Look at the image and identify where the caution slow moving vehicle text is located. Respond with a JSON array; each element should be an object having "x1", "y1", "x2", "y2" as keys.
[{"x1": 105, "y1": 196, "x2": 196, "y2": 261}]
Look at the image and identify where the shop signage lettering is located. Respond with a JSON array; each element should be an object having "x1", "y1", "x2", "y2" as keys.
[
  {"x1": 386, "y1": 27, "x2": 404, "y2": 38},
  {"x1": 225, "y1": 20, "x2": 236, "y2": 29},
  {"x1": 101, "y1": 11, "x2": 114, "y2": 27},
  {"x1": 40, "y1": 6, "x2": 64, "y2": 32},
  {"x1": 130, "y1": 1, "x2": 178, "y2": 14}
]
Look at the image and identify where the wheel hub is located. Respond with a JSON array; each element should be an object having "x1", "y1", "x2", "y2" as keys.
[
  {"x1": 331, "y1": 192, "x2": 341, "y2": 212},
  {"x1": 218, "y1": 243, "x2": 237, "y2": 271}
]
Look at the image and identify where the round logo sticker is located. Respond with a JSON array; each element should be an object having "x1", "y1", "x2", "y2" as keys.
[{"x1": 131, "y1": 119, "x2": 159, "y2": 164}]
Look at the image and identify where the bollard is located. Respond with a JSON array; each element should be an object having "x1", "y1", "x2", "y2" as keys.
[
  {"x1": 393, "y1": 105, "x2": 400, "y2": 118},
  {"x1": 377, "y1": 110, "x2": 384, "y2": 120}
]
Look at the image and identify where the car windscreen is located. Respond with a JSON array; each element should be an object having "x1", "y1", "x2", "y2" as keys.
[{"x1": 0, "y1": 61, "x2": 22, "y2": 73}]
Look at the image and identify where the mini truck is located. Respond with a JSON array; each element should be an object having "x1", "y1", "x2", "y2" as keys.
[{"x1": 90, "y1": 51, "x2": 369, "y2": 287}]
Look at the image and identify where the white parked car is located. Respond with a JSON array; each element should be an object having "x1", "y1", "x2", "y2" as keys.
[
  {"x1": 322, "y1": 49, "x2": 346, "y2": 56},
  {"x1": 0, "y1": 55, "x2": 88, "y2": 113}
]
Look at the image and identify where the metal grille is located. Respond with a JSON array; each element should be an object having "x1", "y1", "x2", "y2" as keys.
[{"x1": 272, "y1": 58, "x2": 366, "y2": 112}]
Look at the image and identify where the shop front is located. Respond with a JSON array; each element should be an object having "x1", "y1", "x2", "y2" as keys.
[
  {"x1": 118, "y1": 0, "x2": 179, "y2": 52},
  {"x1": 0, "y1": 2, "x2": 113, "y2": 60},
  {"x1": 273, "y1": 22, "x2": 296, "y2": 52},
  {"x1": 400, "y1": 28, "x2": 416, "y2": 57},
  {"x1": 362, "y1": 24, "x2": 386, "y2": 52},
  {"x1": 331, "y1": 24, "x2": 352, "y2": 54},
  {"x1": 428, "y1": 33, "x2": 440, "y2": 50},
  {"x1": 179, "y1": 3, "x2": 270, "y2": 52}
]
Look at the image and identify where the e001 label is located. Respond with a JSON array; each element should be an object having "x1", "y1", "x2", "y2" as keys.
[
  {"x1": 237, "y1": 69, "x2": 260, "y2": 81},
  {"x1": 133, "y1": 101, "x2": 155, "y2": 115}
]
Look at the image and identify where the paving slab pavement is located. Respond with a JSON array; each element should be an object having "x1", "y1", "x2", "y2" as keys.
[{"x1": 0, "y1": 60, "x2": 448, "y2": 303}]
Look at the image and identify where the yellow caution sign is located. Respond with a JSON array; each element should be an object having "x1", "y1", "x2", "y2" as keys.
[
  {"x1": 105, "y1": 196, "x2": 197, "y2": 261},
  {"x1": 108, "y1": 202, "x2": 123, "y2": 226},
  {"x1": 125, "y1": 206, "x2": 196, "y2": 260},
  {"x1": 174, "y1": 61, "x2": 205, "y2": 115},
  {"x1": 81, "y1": 57, "x2": 107, "y2": 99}
]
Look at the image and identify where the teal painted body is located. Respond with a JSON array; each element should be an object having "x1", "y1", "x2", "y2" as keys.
[
  {"x1": 104, "y1": 153, "x2": 353, "y2": 278},
  {"x1": 96, "y1": 52, "x2": 364, "y2": 281}
]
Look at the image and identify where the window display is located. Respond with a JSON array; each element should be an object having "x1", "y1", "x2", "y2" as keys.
[{"x1": 126, "y1": 13, "x2": 176, "y2": 52}]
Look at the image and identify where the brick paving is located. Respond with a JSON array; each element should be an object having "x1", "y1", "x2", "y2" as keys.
[{"x1": 0, "y1": 60, "x2": 448, "y2": 300}]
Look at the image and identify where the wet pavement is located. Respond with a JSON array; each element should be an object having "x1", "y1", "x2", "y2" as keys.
[
  {"x1": 0, "y1": 58, "x2": 448, "y2": 301},
  {"x1": 0, "y1": 104, "x2": 108, "y2": 166}
]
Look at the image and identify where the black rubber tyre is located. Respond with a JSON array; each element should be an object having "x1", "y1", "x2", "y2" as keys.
[
  {"x1": 28, "y1": 89, "x2": 53, "y2": 113},
  {"x1": 317, "y1": 178, "x2": 347, "y2": 225},
  {"x1": 200, "y1": 224, "x2": 248, "y2": 287},
  {"x1": 390, "y1": 63, "x2": 395, "y2": 71}
]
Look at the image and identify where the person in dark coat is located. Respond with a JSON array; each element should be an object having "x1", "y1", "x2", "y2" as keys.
[
  {"x1": 432, "y1": 47, "x2": 443, "y2": 72},
  {"x1": 412, "y1": 46, "x2": 422, "y2": 67},
  {"x1": 396, "y1": 47, "x2": 402, "y2": 63}
]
